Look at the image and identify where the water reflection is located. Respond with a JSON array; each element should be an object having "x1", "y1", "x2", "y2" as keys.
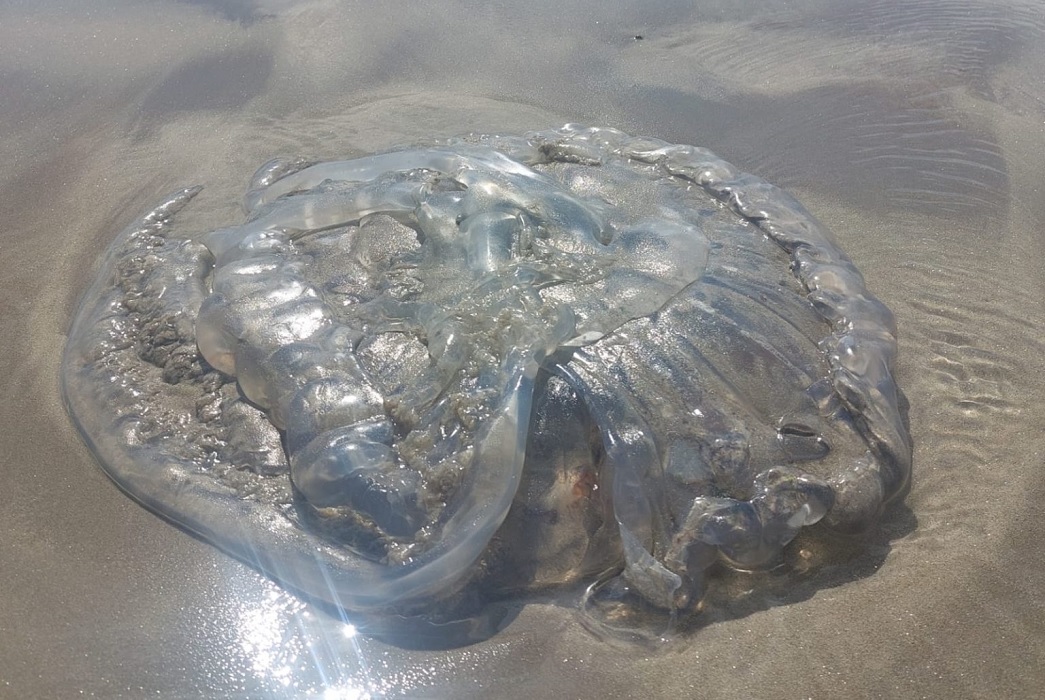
[
  {"x1": 220, "y1": 571, "x2": 534, "y2": 696},
  {"x1": 231, "y1": 585, "x2": 369, "y2": 696}
]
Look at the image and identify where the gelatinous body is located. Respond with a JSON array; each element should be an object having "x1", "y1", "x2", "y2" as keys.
[{"x1": 62, "y1": 126, "x2": 911, "y2": 640}]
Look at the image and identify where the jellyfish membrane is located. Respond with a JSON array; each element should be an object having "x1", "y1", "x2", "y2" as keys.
[{"x1": 62, "y1": 125, "x2": 911, "y2": 643}]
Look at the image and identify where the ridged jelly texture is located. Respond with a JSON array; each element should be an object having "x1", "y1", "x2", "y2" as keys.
[{"x1": 62, "y1": 126, "x2": 911, "y2": 638}]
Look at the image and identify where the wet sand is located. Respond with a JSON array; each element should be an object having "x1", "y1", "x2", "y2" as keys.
[{"x1": 2, "y1": 0, "x2": 1044, "y2": 697}]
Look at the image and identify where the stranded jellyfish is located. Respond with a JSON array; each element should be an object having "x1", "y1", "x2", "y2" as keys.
[{"x1": 62, "y1": 125, "x2": 911, "y2": 642}]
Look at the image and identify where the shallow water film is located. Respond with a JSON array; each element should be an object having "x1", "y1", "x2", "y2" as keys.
[
  {"x1": 6, "y1": 0, "x2": 1045, "y2": 696},
  {"x1": 62, "y1": 125, "x2": 910, "y2": 642}
]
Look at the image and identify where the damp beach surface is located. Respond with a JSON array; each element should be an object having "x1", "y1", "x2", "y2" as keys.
[{"x1": 2, "y1": 1, "x2": 1045, "y2": 697}]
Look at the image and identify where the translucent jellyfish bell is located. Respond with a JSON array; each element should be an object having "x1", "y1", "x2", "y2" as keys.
[{"x1": 62, "y1": 126, "x2": 911, "y2": 645}]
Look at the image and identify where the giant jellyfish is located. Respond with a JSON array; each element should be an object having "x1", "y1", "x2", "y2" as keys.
[{"x1": 61, "y1": 125, "x2": 911, "y2": 642}]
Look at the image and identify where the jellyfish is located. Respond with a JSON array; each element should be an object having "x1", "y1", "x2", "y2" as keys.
[{"x1": 62, "y1": 125, "x2": 911, "y2": 642}]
